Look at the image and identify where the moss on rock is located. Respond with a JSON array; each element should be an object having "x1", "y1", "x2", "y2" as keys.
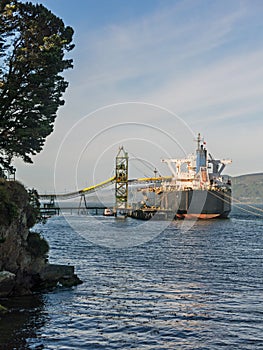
[{"x1": 0, "y1": 304, "x2": 8, "y2": 314}]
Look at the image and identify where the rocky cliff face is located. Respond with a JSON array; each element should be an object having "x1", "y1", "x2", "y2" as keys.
[{"x1": 0, "y1": 179, "x2": 81, "y2": 297}]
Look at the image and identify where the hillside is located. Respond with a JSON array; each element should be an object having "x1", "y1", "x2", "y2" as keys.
[{"x1": 232, "y1": 173, "x2": 263, "y2": 203}]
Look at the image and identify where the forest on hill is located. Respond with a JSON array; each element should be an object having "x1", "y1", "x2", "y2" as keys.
[{"x1": 232, "y1": 173, "x2": 263, "y2": 203}]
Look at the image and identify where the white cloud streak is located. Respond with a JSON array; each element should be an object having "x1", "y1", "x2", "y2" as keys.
[
  {"x1": 70, "y1": 1, "x2": 262, "y2": 120},
  {"x1": 16, "y1": 0, "x2": 263, "y2": 189}
]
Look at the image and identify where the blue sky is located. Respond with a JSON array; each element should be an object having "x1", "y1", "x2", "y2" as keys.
[{"x1": 16, "y1": 0, "x2": 263, "y2": 192}]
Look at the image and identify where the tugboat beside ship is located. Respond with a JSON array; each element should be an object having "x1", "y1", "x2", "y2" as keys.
[{"x1": 103, "y1": 208, "x2": 115, "y2": 216}]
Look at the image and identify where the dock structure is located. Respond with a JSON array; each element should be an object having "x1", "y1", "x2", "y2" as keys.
[
  {"x1": 40, "y1": 195, "x2": 60, "y2": 216},
  {"x1": 38, "y1": 133, "x2": 234, "y2": 221},
  {"x1": 39, "y1": 147, "x2": 171, "y2": 218},
  {"x1": 115, "y1": 146, "x2": 129, "y2": 217}
]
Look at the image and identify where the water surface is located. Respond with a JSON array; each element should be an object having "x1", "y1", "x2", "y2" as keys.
[{"x1": 1, "y1": 206, "x2": 263, "y2": 349}]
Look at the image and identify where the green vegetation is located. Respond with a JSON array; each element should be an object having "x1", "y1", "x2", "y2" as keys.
[
  {"x1": 232, "y1": 173, "x2": 263, "y2": 203},
  {"x1": 27, "y1": 231, "x2": 49, "y2": 258},
  {"x1": 0, "y1": 179, "x2": 19, "y2": 226},
  {"x1": 27, "y1": 188, "x2": 42, "y2": 228},
  {"x1": 0, "y1": 179, "x2": 41, "y2": 227},
  {"x1": 0, "y1": 3, "x2": 82, "y2": 297},
  {"x1": 0, "y1": 179, "x2": 49, "y2": 267},
  {"x1": 0, "y1": 304, "x2": 8, "y2": 314},
  {"x1": 0, "y1": 0, "x2": 74, "y2": 170}
]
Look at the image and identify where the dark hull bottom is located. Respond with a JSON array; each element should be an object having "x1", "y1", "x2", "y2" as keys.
[
  {"x1": 129, "y1": 189, "x2": 231, "y2": 220},
  {"x1": 176, "y1": 212, "x2": 228, "y2": 220}
]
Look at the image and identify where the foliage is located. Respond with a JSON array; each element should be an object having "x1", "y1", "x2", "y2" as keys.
[
  {"x1": 0, "y1": 179, "x2": 42, "y2": 227},
  {"x1": 0, "y1": 0, "x2": 74, "y2": 170},
  {"x1": 27, "y1": 231, "x2": 49, "y2": 257},
  {"x1": 232, "y1": 173, "x2": 263, "y2": 203},
  {"x1": 0, "y1": 304, "x2": 8, "y2": 314},
  {"x1": 26, "y1": 188, "x2": 42, "y2": 227},
  {"x1": 0, "y1": 179, "x2": 18, "y2": 225}
]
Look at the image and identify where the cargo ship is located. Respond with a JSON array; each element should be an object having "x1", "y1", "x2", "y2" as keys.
[{"x1": 130, "y1": 134, "x2": 232, "y2": 220}]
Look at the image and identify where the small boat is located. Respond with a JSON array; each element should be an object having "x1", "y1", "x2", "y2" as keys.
[{"x1": 103, "y1": 208, "x2": 115, "y2": 216}]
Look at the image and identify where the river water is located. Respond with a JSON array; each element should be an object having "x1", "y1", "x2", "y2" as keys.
[{"x1": 1, "y1": 206, "x2": 263, "y2": 349}]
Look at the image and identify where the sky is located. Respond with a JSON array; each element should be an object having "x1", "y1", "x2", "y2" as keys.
[{"x1": 16, "y1": 0, "x2": 263, "y2": 193}]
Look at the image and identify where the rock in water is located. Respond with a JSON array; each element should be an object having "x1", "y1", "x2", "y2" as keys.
[{"x1": 0, "y1": 271, "x2": 16, "y2": 297}]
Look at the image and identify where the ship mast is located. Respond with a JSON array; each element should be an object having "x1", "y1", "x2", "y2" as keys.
[{"x1": 196, "y1": 133, "x2": 203, "y2": 151}]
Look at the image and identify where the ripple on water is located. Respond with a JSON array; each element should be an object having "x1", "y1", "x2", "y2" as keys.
[{"x1": 1, "y1": 214, "x2": 263, "y2": 349}]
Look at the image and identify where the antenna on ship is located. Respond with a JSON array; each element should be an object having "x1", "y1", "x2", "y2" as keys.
[{"x1": 196, "y1": 133, "x2": 203, "y2": 150}]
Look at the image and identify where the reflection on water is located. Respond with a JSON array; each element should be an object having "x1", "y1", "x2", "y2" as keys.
[
  {"x1": 0, "y1": 205, "x2": 263, "y2": 349},
  {"x1": 0, "y1": 295, "x2": 46, "y2": 349}
]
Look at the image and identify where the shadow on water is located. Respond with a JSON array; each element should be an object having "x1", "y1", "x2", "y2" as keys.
[{"x1": 0, "y1": 295, "x2": 46, "y2": 350}]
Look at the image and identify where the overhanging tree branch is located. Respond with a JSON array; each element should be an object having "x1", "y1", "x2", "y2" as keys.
[{"x1": 0, "y1": 0, "x2": 74, "y2": 170}]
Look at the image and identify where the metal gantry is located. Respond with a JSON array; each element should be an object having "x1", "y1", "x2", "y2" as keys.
[{"x1": 115, "y1": 146, "x2": 128, "y2": 215}]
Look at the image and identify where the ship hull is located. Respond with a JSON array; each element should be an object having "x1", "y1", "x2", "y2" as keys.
[
  {"x1": 129, "y1": 188, "x2": 231, "y2": 220},
  {"x1": 162, "y1": 188, "x2": 232, "y2": 219}
]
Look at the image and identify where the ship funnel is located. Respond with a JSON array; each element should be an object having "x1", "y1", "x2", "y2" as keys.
[{"x1": 196, "y1": 134, "x2": 207, "y2": 173}]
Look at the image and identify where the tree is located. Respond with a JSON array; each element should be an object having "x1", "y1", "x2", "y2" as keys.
[{"x1": 0, "y1": 0, "x2": 74, "y2": 170}]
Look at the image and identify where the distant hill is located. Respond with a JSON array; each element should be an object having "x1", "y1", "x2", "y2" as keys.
[{"x1": 232, "y1": 173, "x2": 263, "y2": 203}]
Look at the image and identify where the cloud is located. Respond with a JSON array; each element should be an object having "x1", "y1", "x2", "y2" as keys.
[
  {"x1": 73, "y1": 0, "x2": 245, "y2": 88},
  {"x1": 68, "y1": 1, "x2": 263, "y2": 125},
  {"x1": 151, "y1": 49, "x2": 263, "y2": 118},
  {"x1": 15, "y1": 0, "x2": 263, "y2": 190}
]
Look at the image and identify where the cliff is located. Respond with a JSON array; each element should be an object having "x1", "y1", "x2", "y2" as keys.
[{"x1": 0, "y1": 179, "x2": 82, "y2": 298}]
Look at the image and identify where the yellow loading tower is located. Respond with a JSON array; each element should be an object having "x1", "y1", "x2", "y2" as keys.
[{"x1": 115, "y1": 146, "x2": 128, "y2": 215}]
